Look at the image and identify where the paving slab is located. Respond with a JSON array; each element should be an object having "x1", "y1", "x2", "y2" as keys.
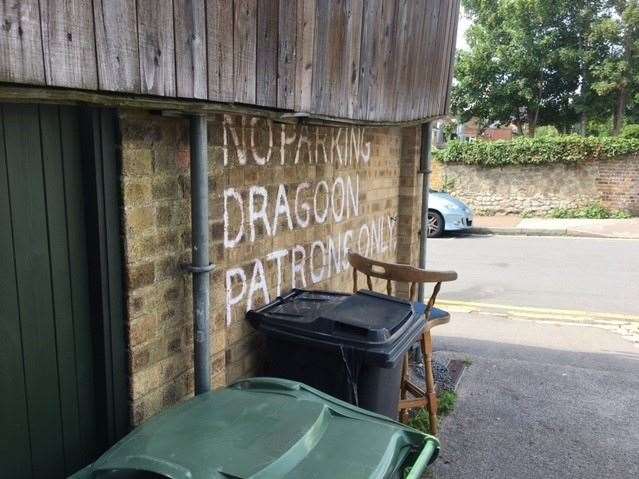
[
  {"x1": 472, "y1": 216, "x2": 522, "y2": 228},
  {"x1": 470, "y1": 216, "x2": 639, "y2": 239},
  {"x1": 430, "y1": 312, "x2": 639, "y2": 479}
]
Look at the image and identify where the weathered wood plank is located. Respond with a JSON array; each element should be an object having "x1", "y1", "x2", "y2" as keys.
[
  {"x1": 357, "y1": 0, "x2": 381, "y2": 119},
  {"x1": 443, "y1": 0, "x2": 456, "y2": 108},
  {"x1": 434, "y1": 0, "x2": 453, "y2": 115},
  {"x1": 256, "y1": 0, "x2": 278, "y2": 107},
  {"x1": 346, "y1": 0, "x2": 363, "y2": 118},
  {"x1": 394, "y1": 0, "x2": 415, "y2": 121},
  {"x1": 137, "y1": 0, "x2": 176, "y2": 96},
  {"x1": 40, "y1": 0, "x2": 97, "y2": 89},
  {"x1": 206, "y1": 0, "x2": 234, "y2": 101},
  {"x1": 426, "y1": 0, "x2": 444, "y2": 116},
  {"x1": 310, "y1": 0, "x2": 333, "y2": 115},
  {"x1": 277, "y1": 0, "x2": 296, "y2": 109},
  {"x1": 174, "y1": 0, "x2": 207, "y2": 99},
  {"x1": 234, "y1": 0, "x2": 257, "y2": 104},
  {"x1": 411, "y1": 0, "x2": 435, "y2": 119},
  {"x1": 93, "y1": 0, "x2": 140, "y2": 92},
  {"x1": 412, "y1": 0, "x2": 433, "y2": 119},
  {"x1": 0, "y1": 0, "x2": 45, "y2": 84},
  {"x1": 443, "y1": 0, "x2": 460, "y2": 114},
  {"x1": 0, "y1": 0, "x2": 458, "y2": 122},
  {"x1": 378, "y1": 0, "x2": 399, "y2": 120},
  {"x1": 419, "y1": 0, "x2": 439, "y2": 118},
  {"x1": 295, "y1": 0, "x2": 315, "y2": 112},
  {"x1": 437, "y1": 1, "x2": 456, "y2": 115},
  {"x1": 311, "y1": 0, "x2": 361, "y2": 118},
  {"x1": 0, "y1": 84, "x2": 304, "y2": 123},
  {"x1": 386, "y1": 0, "x2": 409, "y2": 119}
]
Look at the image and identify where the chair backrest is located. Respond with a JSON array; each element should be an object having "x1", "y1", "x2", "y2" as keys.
[{"x1": 347, "y1": 251, "x2": 457, "y2": 309}]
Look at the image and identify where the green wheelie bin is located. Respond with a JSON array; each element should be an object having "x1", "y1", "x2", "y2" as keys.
[{"x1": 69, "y1": 377, "x2": 439, "y2": 479}]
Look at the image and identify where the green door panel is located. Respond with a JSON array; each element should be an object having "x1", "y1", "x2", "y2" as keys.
[
  {"x1": 3, "y1": 103, "x2": 67, "y2": 478},
  {"x1": 0, "y1": 105, "x2": 33, "y2": 479},
  {"x1": 0, "y1": 104, "x2": 102, "y2": 477}
]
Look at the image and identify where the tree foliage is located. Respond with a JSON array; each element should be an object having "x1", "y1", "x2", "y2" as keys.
[
  {"x1": 589, "y1": 1, "x2": 639, "y2": 134},
  {"x1": 452, "y1": 0, "x2": 639, "y2": 136}
]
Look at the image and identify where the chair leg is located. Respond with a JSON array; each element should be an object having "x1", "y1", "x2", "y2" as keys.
[
  {"x1": 421, "y1": 331, "x2": 438, "y2": 435},
  {"x1": 399, "y1": 353, "x2": 409, "y2": 423}
]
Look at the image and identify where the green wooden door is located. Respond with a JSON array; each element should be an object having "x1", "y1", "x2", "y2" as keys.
[{"x1": 0, "y1": 104, "x2": 101, "y2": 477}]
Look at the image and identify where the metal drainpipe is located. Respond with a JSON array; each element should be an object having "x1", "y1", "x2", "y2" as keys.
[
  {"x1": 417, "y1": 122, "x2": 432, "y2": 304},
  {"x1": 188, "y1": 114, "x2": 213, "y2": 395}
]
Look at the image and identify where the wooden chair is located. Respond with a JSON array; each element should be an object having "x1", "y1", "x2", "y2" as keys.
[{"x1": 347, "y1": 251, "x2": 457, "y2": 435}]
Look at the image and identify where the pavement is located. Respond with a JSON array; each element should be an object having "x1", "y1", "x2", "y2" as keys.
[
  {"x1": 471, "y1": 215, "x2": 639, "y2": 239},
  {"x1": 430, "y1": 313, "x2": 639, "y2": 479},
  {"x1": 423, "y1": 234, "x2": 639, "y2": 478}
]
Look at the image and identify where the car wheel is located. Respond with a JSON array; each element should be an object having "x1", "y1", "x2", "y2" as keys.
[{"x1": 427, "y1": 210, "x2": 444, "y2": 237}]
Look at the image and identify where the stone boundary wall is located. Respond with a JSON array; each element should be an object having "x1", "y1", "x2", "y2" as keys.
[
  {"x1": 119, "y1": 111, "x2": 422, "y2": 424},
  {"x1": 431, "y1": 154, "x2": 639, "y2": 215}
]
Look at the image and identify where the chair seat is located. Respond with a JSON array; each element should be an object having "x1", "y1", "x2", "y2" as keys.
[
  {"x1": 428, "y1": 306, "x2": 450, "y2": 321},
  {"x1": 416, "y1": 304, "x2": 450, "y2": 329}
]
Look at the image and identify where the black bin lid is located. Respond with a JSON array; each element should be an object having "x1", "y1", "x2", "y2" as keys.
[{"x1": 246, "y1": 289, "x2": 426, "y2": 367}]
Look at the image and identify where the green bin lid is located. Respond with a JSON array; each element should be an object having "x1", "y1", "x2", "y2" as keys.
[{"x1": 70, "y1": 378, "x2": 439, "y2": 479}]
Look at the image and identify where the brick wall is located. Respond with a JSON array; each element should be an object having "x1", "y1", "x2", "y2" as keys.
[
  {"x1": 596, "y1": 156, "x2": 639, "y2": 215},
  {"x1": 432, "y1": 154, "x2": 639, "y2": 215},
  {"x1": 120, "y1": 111, "x2": 422, "y2": 424}
]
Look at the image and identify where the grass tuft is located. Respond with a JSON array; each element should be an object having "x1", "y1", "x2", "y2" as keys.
[{"x1": 407, "y1": 391, "x2": 458, "y2": 434}]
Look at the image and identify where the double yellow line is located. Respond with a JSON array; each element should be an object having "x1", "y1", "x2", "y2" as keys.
[{"x1": 437, "y1": 299, "x2": 639, "y2": 324}]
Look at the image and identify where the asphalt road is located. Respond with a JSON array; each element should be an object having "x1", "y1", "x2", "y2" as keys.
[
  {"x1": 427, "y1": 235, "x2": 639, "y2": 315},
  {"x1": 426, "y1": 234, "x2": 639, "y2": 477}
]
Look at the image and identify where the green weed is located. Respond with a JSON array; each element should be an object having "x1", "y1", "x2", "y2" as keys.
[
  {"x1": 406, "y1": 391, "x2": 458, "y2": 434},
  {"x1": 549, "y1": 202, "x2": 631, "y2": 219}
]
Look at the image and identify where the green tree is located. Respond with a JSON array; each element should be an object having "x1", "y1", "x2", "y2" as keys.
[
  {"x1": 452, "y1": 0, "x2": 580, "y2": 136},
  {"x1": 452, "y1": 0, "x2": 639, "y2": 136},
  {"x1": 589, "y1": 0, "x2": 639, "y2": 135},
  {"x1": 565, "y1": 1, "x2": 610, "y2": 134}
]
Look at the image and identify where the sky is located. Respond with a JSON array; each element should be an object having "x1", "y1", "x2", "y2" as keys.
[{"x1": 456, "y1": 8, "x2": 471, "y2": 51}]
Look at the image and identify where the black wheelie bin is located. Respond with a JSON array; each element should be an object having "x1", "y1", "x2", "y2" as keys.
[{"x1": 247, "y1": 288, "x2": 426, "y2": 419}]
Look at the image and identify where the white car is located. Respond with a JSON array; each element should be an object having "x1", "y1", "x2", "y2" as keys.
[{"x1": 428, "y1": 190, "x2": 474, "y2": 237}]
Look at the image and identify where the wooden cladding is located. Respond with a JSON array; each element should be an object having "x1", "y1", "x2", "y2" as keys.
[{"x1": 0, "y1": 0, "x2": 459, "y2": 123}]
